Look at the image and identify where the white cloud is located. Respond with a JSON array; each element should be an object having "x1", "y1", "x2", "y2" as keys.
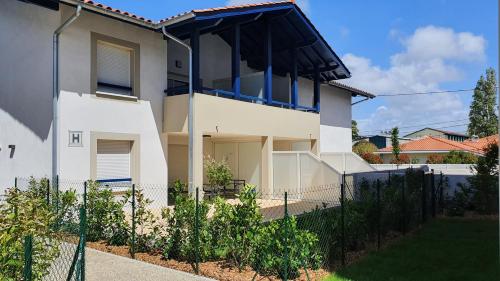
[
  {"x1": 226, "y1": 0, "x2": 310, "y2": 15},
  {"x1": 343, "y1": 26, "x2": 486, "y2": 134}
]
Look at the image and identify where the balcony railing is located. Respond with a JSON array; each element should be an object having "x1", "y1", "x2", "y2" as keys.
[{"x1": 165, "y1": 85, "x2": 318, "y2": 113}]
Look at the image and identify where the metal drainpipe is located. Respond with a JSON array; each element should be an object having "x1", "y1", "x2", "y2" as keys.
[
  {"x1": 52, "y1": 5, "x2": 82, "y2": 182},
  {"x1": 161, "y1": 26, "x2": 195, "y2": 196}
]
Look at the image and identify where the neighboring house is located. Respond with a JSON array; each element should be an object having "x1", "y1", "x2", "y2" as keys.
[
  {"x1": 367, "y1": 135, "x2": 412, "y2": 149},
  {"x1": 404, "y1": 128, "x2": 469, "y2": 142},
  {"x1": 1, "y1": 0, "x2": 374, "y2": 195},
  {"x1": 463, "y1": 135, "x2": 499, "y2": 151},
  {"x1": 375, "y1": 136, "x2": 481, "y2": 164}
]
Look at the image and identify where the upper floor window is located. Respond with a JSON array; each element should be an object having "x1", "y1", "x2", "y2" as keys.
[{"x1": 91, "y1": 33, "x2": 140, "y2": 99}]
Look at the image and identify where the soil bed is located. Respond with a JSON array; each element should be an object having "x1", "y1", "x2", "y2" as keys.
[{"x1": 87, "y1": 242, "x2": 329, "y2": 281}]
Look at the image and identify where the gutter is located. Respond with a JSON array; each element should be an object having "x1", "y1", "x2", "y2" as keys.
[
  {"x1": 161, "y1": 26, "x2": 196, "y2": 197},
  {"x1": 52, "y1": 5, "x2": 81, "y2": 181}
]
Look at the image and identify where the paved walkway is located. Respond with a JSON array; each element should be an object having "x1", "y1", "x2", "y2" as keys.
[{"x1": 86, "y1": 248, "x2": 216, "y2": 281}]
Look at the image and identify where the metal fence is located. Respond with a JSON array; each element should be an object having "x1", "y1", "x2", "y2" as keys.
[{"x1": 3, "y1": 169, "x2": 445, "y2": 281}]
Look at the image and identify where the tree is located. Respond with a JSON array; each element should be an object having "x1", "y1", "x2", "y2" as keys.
[
  {"x1": 352, "y1": 140, "x2": 377, "y2": 155},
  {"x1": 391, "y1": 127, "x2": 400, "y2": 160},
  {"x1": 468, "y1": 68, "x2": 498, "y2": 137},
  {"x1": 468, "y1": 142, "x2": 499, "y2": 214},
  {"x1": 352, "y1": 120, "x2": 360, "y2": 140},
  {"x1": 360, "y1": 153, "x2": 383, "y2": 164},
  {"x1": 443, "y1": 151, "x2": 478, "y2": 164}
]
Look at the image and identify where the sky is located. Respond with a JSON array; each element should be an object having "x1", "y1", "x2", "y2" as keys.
[{"x1": 97, "y1": 0, "x2": 498, "y2": 136}]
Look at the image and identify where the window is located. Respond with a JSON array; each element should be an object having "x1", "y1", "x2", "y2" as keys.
[{"x1": 92, "y1": 33, "x2": 140, "y2": 98}]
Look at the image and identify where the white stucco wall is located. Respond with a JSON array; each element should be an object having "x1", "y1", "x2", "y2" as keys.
[
  {"x1": 0, "y1": 1, "x2": 61, "y2": 189},
  {"x1": 319, "y1": 86, "x2": 352, "y2": 152},
  {"x1": 1, "y1": 2, "x2": 169, "y2": 189}
]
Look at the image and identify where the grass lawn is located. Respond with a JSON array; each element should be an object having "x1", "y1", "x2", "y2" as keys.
[{"x1": 325, "y1": 218, "x2": 499, "y2": 281}]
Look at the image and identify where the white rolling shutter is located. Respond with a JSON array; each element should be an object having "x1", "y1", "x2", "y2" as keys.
[
  {"x1": 96, "y1": 140, "x2": 131, "y2": 180},
  {"x1": 96, "y1": 41, "x2": 132, "y2": 95}
]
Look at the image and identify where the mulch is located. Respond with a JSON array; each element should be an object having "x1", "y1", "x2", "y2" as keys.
[{"x1": 86, "y1": 242, "x2": 329, "y2": 281}]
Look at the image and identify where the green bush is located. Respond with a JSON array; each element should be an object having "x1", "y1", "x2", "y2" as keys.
[
  {"x1": 204, "y1": 157, "x2": 233, "y2": 189},
  {"x1": 253, "y1": 216, "x2": 322, "y2": 279},
  {"x1": 209, "y1": 185, "x2": 263, "y2": 270},
  {"x1": 0, "y1": 187, "x2": 60, "y2": 281},
  {"x1": 86, "y1": 181, "x2": 130, "y2": 245},
  {"x1": 130, "y1": 188, "x2": 164, "y2": 253},
  {"x1": 163, "y1": 193, "x2": 211, "y2": 263}
]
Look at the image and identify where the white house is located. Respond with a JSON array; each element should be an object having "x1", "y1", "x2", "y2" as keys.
[{"x1": 0, "y1": 0, "x2": 374, "y2": 197}]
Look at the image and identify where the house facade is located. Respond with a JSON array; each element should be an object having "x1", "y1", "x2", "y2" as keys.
[
  {"x1": 404, "y1": 128, "x2": 469, "y2": 142},
  {"x1": 1, "y1": 0, "x2": 374, "y2": 196}
]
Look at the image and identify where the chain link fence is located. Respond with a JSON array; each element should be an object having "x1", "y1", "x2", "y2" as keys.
[{"x1": 3, "y1": 169, "x2": 446, "y2": 280}]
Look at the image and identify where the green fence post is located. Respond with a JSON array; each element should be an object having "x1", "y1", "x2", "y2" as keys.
[
  {"x1": 431, "y1": 169, "x2": 436, "y2": 218},
  {"x1": 15, "y1": 177, "x2": 18, "y2": 189},
  {"x1": 55, "y1": 175, "x2": 60, "y2": 214},
  {"x1": 421, "y1": 170, "x2": 426, "y2": 223},
  {"x1": 81, "y1": 204, "x2": 86, "y2": 281},
  {"x1": 23, "y1": 235, "x2": 33, "y2": 281},
  {"x1": 283, "y1": 192, "x2": 289, "y2": 281},
  {"x1": 340, "y1": 174, "x2": 346, "y2": 267},
  {"x1": 83, "y1": 181, "x2": 87, "y2": 211},
  {"x1": 131, "y1": 183, "x2": 136, "y2": 259},
  {"x1": 402, "y1": 173, "x2": 406, "y2": 235},
  {"x1": 376, "y1": 179, "x2": 381, "y2": 250},
  {"x1": 439, "y1": 172, "x2": 444, "y2": 214},
  {"x1": 195, "y1": 187, "x2": 200, "y2": 275}
]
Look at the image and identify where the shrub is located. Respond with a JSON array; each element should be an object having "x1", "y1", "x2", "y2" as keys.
[
  {"x1": 468, "y1": 142, "x2": 498, "y2": 214},
  {"x1": 0, "y1": 187, "x2": 60, "y2": 281},
  {"x1": 445, "y1": 184, "x2": 471, "y2": 216},
  {"x1": 209, "y1": 185, "x2": 263, "y2": 270},
  {"x1": 253, "y1": 216, "x2": 322, "y2": 279},
  {"x1": 163, "y1": 194, "x2": 211, "y2": 263},
  {"x1": 130, "y1": 188, "x2": 164, "y2": 253},
  {"x1": 390, "y1": 154, "x2": 410, "y2": 164},
  {"x1": 427, "y1": 154, "x2": 444, "y2": 164},
  {"x1": 205, "y1": 157, "x2": 233, "y2": 189},
  {"x1": 360, "y1": 153, "x2": 383, "y2": 164},
  {"x1": 353, "y1": 140, "x2": 378, "y2": 155},
  {"x1": 86, "y1": 181, "x2": 129, "y2": 245},
  {"x1": 443, "y1": 151, "x2": 478, "y2": 164}
]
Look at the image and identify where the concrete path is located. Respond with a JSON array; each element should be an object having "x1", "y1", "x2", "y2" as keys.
[{"x1": 86, "y1": 248, "x2": 216, "y2": 281}]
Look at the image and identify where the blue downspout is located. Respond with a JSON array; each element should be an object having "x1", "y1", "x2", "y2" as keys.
[
  {"x1": 191, "y1": 27, "x2": 200, "y2": 92},
  {"x1": 232, "y1": 23, "x2": 241, "y2": 99},
  {"x1": 264, "y1": 19, "x2": 272, "y2": 105}
]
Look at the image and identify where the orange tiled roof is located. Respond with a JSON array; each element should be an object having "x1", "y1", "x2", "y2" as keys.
[
  {"x1": 378, "y1": 136, "x2": 482, "y2": 154},
  {"x1": 463, "y1": 135, "x2": 499, "y2": 150}
]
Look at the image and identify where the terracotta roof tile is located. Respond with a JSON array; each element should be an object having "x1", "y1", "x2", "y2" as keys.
[
  {"x1": 378, "y1": 136, "x2": 482, "y2": 154},
  {"x1": 463, "y1": 135, "x2": 499, "y2": 151}
]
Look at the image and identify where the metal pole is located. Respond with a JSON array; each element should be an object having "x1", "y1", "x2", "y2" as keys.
[
  {"x1": 23, "y1": 235, "x2": 33, "y2": 281},
  {"x1": 195, "y1": 187, "x2": 200, "y2": 274},
  {"x1": 439, "y1": 172, "x2": 444, "y2": 214},
  {"x1": 81, "y1": 206, "x2": 86, "y2": 281},
  {"x1": 56, "y1": 175, "x2": 60, "y2": 214},
  {"x1": 376, "y1": 179, "x2": 381, "y2": 250},
  {"x1": 402, "y1": 173, "x2": 406, "y2": 235},
  {"x1": 284, "y1": 192, "x2": 289, "y2": 281},
  {"x1": 161, "y1": 26, "x2": 194, "y2": 196},
  {"x1": 46, "y1": 178, "x2": 51, "y2": 205},
  {"x1": 83, "y1": 181, "x2": 87, "y2": 211},
  {"x1": 14, "y1": 177, "x2": 18, "y2": 189},
  {"x1": 341, "y1": 175, "x2": 346, "y2": 267},
  {"x1": 421, "y1": 170, "x2": 426, "y2": 223},
  {"x1": 431, "y1": 169, "x2": 436, "y2": 218},
  {"x1": 131, "y1": 183, "x2": 136, "y2": 259}
]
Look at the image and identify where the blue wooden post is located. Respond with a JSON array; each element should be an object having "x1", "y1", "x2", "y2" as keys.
[
  {"x1": 290, "y1": 48, "x2": 298, "y2": 109},
  {"x1": 313, "y1": 67, "x2": 320, "y2": 112},
  {"x1": 264, "y1": 19, "x2": 272, "y2": 105},
  {"x1": 232, "y1": 23, "x2": 241, "y2": 99},
  {"x1": 191, "y1": 27, "x2": 200, "y2": 92}
]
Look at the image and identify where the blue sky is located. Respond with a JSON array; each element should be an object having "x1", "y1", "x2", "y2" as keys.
[{"x1": 98, "y1": 0, "x2": 498, "y2": 136}]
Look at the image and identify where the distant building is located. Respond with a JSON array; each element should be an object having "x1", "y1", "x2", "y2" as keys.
[
  {"x1": 404, "y1": 128, "x2": 469, "y2": 142},
  {"x1": 368, "y1": 135, "x2": 413, "y2": 149}
]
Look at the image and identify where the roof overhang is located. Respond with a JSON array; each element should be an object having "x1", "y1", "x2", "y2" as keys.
[
  {"x1": 329, "y1": 81, "x2": 375, "y2": 98},
  {"x1": 160, "y1": 2, "x2": 351, "y2": 82}
]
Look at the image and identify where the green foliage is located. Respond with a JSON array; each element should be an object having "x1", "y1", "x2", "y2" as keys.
[
  {"x1": 170, "y1": 179, "x2": 186, "y2": 199},
  {"x1": 163, "y1": 193, "x2": 211, "y2": 263},
  {"x1": 0, "y1": 186, "x2": 60, "y2": 281},
  {"x1": 445, "y1": 184, "x2": 471, "y2": 216},
  {"x1": 391, "y1": 127, "x2": 401, "y2": 160},
  {"x1": 468, "y1": 67, "x2": 498, "y2": 137},
  {"x1": 204, "y1": 157, "x2": 233, "y2": 189},
  {"x1": 209, "y1": 185, "x2": 263, "y2": 270},
  {"x1": 86, "y1": 181, "x2": 130, "y2": 245},
  {"x1": 253, "y1": 216, "x2": 322, "y2": 279},
  {"x1": 130, "y1": 188, "x2": 164, "y2": 253},
  {"x1": 353, "y1": 140, "x2": 378, "y2": 155},
  {"x1": 390, "y1": 154, "x2": 410, "y2": 164},
  {"x1": 468, "y1": 142, "x2": 499, "y2": 214},
  {"x1": 443, "y1": 151, "x2": 477, "y2": 164},
  {"x1": 352, "y1": 120, "x2": 360, "y2": 140}
]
